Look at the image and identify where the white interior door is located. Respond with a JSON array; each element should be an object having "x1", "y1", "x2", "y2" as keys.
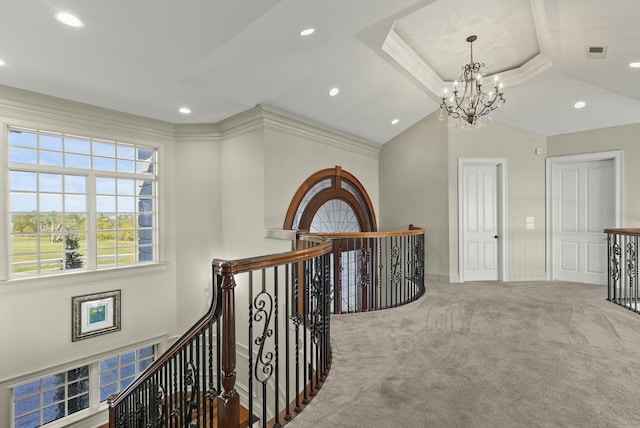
[
  {"x1": 461, "y1": 164, "x2": 499, "y2": 281},
  {"x1": 552, "y1": 159, "x2": 615, "y2": 284}
]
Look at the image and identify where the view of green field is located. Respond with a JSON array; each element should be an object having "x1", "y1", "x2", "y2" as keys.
[
  {"x1": 10, "y1": 237, "x2": 137, "y2": 273},
  {"x1": 10, "y1": 212, "x2": 143, "y2": 272}
]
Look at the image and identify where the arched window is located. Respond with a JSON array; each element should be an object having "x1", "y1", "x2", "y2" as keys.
[
  {"x1": 285, "y1": 166, "x2": 376, "y2": 313},
  {"x1": 284, "y1": 166, "x2": 376, "y2": 232}
]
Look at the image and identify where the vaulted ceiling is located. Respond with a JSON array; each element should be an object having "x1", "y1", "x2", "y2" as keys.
[{"x1": 1, "y1": 0, "x2": 640, "y2": 144}]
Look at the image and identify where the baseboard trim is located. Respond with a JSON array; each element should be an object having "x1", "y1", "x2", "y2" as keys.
[{"x1": 426, "y1": 274, "x2": 452, "y2": 283}]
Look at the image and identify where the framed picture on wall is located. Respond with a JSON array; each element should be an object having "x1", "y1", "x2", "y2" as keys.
[{"x1": 72, "y1": 290, "x2": 121, "y2": 341}]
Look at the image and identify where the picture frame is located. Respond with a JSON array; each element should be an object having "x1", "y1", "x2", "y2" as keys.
[{"x1": 72, "y1": 290, "x2": 121, "y2": 341}]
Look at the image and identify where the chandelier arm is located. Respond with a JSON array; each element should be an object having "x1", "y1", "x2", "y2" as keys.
[
  {"x1": 439, "y1": 35, "x2": 506, "y2": 128},
  {"x1": 476, "y1": 93, "x2": 505, "y2": 117},
  {"x1": 456, "y1": 82, "x2": 472, "y2": 118}
]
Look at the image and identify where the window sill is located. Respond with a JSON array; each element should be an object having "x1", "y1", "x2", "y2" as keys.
[{"x1": 0, "y1": 262, "x2": 169, "y2": 294}]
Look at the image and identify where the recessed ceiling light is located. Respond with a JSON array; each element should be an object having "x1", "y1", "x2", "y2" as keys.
[
  {"x1": 179, "y1": 107, "x2": 191, "y2": 114},
  {"x1": 55, "y1": 12, "x2": 84, "y2": 28},
  {"x1": 0, "y1": 58, "x2": 5, "y2": 66},
  {"x1": 574, "y1": 101, "x2": 586, "y2": 109},
  {"x1": 630, "y1": 62, "x2": 640, "y2": 68},
  {"x1": 300, "y1": 28, "x2": 315, "y2": 36},
  {"x1": 328, "y1": 87, "x2": 339, "y2": 97},
  {"x1": 391, "y1": 118, "x2": 400, "y2": 125}
]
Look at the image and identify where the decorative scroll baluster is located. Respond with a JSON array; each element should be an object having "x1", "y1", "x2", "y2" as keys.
[
  {"x1": 309, "y1": 257, "x2": 323, "y2": 395},
  {"x1": 609, "y1": 234, "x2": 622, "y2": 303},
  {"x1": 360, "y1": 239, "x2": 369, "y2": 311},
  {"x1": 254, "y1": 269, "x2": 275, "y2": 427},
  {"x1": 183, "y1": 360, "x2": 198, "y2": 424},
  {"x1": 391, "y1": 240, "x2": 401, "y2": 307},
  {"x1": 606, "y1": 229, "x2": 640, "y2": 316},
  {"x1": 323, "y1": 251, "x2": 332, "y2": 380},
  {"x1": 109, "y1": 229, "x2": 422, "y2": 428}
]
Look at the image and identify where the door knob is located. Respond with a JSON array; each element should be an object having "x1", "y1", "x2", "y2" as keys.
[{"x1": 494, "y1": 235, "x2": 498, "y2": 239}]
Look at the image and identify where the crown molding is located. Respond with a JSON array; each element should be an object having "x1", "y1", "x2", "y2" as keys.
[
  {"x1": 531, "y1": 0, "x2": 551, "y2": 56},
  {"x1": 217, "y1": 104, "x2": 382, "y2": 158},
  {"x1": 174, "y1": 123, "x2": 221, "y2": 143},
  {"x1": 500, "y1": 53, "x2": 552, "y2": 89},
  {"x1": 382, "y1": 0, "x2": 553, "y2": 97},
  {"x1": 382, "y1": 26, "x2": 442, "y2": 98},
  {"x1": 0, "y1": 85, "x2": 175, "y2": 143},
  {"x1": 0, "y1": 85, "x2": 381, "y2": 157}
]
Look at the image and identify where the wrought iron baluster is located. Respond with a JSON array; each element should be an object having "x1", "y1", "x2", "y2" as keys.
[
  {"x1": 391, "y1": 236, "x2": 401, "y2": 306},
  {"x1": 171, "y1": 358, "x2": 178, "y2": 424},
  {"x1": 109, "y1": 229, "x2": 426, "y2": 428},
  {"x1": 284, "y1": 263, "x2": 292, "y2": 421},
  {"x1": 216, "y1": 307, "x2": 221, "y2": 407},
  {"x1": 629, "y1": 236, "x2": 639, "y2": 312},
  {"x1": 248, "y1": 272, "x2": 254, "y2": 426},
  {"x1": 205, "y1": 323, "x2": 217, "y2": 428},
  {"x1": 302, "y1": 259, "x2": 309, "y2": 405},
  {"x1": 610, "y1": 234, "x2": 622, "y2": 303},
  {"x1": 635, "y1": 236, "x2": 639, "y2": 312},
  {"x1": 273, "y1": 266, "x2": 281, "y2": 428},
  {"x1": 253, "y1": 268, "x2": 275, "y2": 428},
  {"x1": 292, "y1": 262, "x2": 302, "y2": 414}
]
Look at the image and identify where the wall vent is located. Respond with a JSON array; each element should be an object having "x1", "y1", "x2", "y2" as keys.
[{"x1": 586, "y1": 45, "x2": 607, "y2": 59}]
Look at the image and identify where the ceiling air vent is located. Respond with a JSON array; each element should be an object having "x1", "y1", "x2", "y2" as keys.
[{"x1": 586, "y1": 45, "x2": 607, "y2": 59}]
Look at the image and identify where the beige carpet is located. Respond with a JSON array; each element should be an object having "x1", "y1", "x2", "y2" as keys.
[{"x1": 287, "y1": 280, "x2": 640, "y2": 428}]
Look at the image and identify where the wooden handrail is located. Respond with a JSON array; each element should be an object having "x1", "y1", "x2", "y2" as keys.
[
  {"x1": 107, "y1": 283, "x2": 222, "y2": 412},
  {"x1": 605, "y1": 228, "x2": 640, "y2": 235},
  {"x1": 212, "y1": 234, "x2": 332, "y2": 275},
  {"x1": 313, "y1": 227, "x2": 425, "y2": 239},
  {"x1": 109, "y1": 226, "x2": 424, "y2": 428},
  {"x1": 211, "y1": 229, "x2": 426, "y2": 277}
]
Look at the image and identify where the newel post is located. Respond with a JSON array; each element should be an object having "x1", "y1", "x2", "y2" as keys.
[{"x1": 217, "y1": 268, "x2": 240, "y2": 427}]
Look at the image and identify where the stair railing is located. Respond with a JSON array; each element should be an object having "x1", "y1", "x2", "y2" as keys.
[
  {"x1": 108, "y1": 226, "x2": 425, "y2": 427},
  {"x1": 606, "y1": 228, "x2": 640, "y2": 313},
  {"x1": 307, "y1": 226, "x2": 425, "y2": 314}
]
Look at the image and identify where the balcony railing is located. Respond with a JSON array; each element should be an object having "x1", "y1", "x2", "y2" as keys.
[
  {"x1": 606, "y1": 228, "x2": 640, "y2": 313},
  {"x1": 108, "y1": 227, "x2": 425, "y2": 427},
  {"x1": 312, "y1": 226, "x2": 425, "y2": 313}
]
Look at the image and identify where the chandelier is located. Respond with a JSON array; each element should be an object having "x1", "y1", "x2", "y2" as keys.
[{"x1": 439, "y1": 35, "x2": 505, "y2": 128}]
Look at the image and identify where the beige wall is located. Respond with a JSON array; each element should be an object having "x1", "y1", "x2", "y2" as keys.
[
  {"x1": 448, "y1": 122, "x2": 548, "y2": 282},
  {"x1": 0, "y1": 87, "x2": 180, "y2": 426},
  {"x1": 548, "y1": 123, "x2": 640, "y2": 226},
  {"x1": 16, "y1": 83, "x2": 640, "y2": 427},
  {"x1": 379, "y1": 111, "x2": 450, "y2": 280},
  {"x1": 0, "y1": 93, "x2": 383, "y2": 427},
  {"x1": 174, "y1": 125, "x2": 223, "y2": 331},
  {"x1": 221, "y1": 128, "x2": 267, "y2": 259},
  {"x1": 380, "y1": 112, "x2": 547, "y2": 282},
  {"x1": 263, "y1": 125, "x2": 380, "y2": 232}
]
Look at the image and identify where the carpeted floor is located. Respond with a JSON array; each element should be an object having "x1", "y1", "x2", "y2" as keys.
[{"x1": 286, "y1": 280, "x2": 640, "y2": 428}]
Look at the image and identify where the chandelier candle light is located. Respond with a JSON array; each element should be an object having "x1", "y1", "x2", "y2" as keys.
[{"x1": 439, "y1": 35, "x2": 505, "y2": 128}]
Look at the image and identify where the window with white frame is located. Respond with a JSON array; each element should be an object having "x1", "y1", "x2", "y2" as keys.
[
  {"x1": 98, "y1": 346, "x2": 155, "y2": 402},
  {"x1": 12, "y1": 345, "x2": 154, "y2": 428},
  {"x1": 8, "y1": 127, "x2": 157, "y2": 277},
  {"x1": 13, "y1": 366, "x2": 90, "y2": 428}
]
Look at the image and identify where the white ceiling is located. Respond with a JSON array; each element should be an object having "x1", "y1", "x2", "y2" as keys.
[{"x1": 1, "y1": 0, "x2": 640, "y2": 144}]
